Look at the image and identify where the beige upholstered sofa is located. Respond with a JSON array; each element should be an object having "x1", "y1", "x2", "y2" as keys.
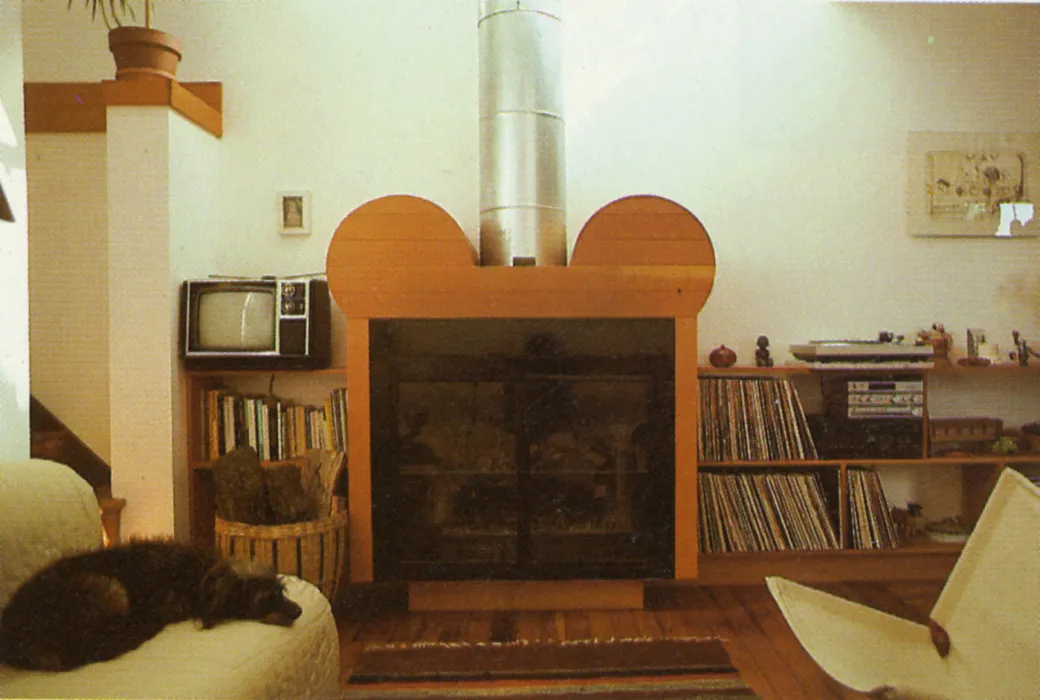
[{"x1": 0, "y1": 459, "x2": 341, "y2": 699}]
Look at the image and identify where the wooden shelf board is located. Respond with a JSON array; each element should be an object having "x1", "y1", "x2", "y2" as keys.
[
  {"x1": 929, "y1": 361, "x2": 1040, "y2": 373},
  {"x1": 699, "y1": 455, "x2": 1040, "y2": 468},
  {"x1": 700, "y1": 365, "x2": 813, "y2": 376},
  {"x1": 185, "y1": 367, "x2": 348, "y2": 377},
  {"x1": 696, "y1": 546, "x2": 959, "y2": 584},
  {"x1": 704, "y1": 362, "x2": 1040, "y2": 376},
  {"x1": 700, "y1": 460, "x2": 846, "y2": 469},
  {"x1": 25, "y1": 80, "x2": 222, "y2": 138}
]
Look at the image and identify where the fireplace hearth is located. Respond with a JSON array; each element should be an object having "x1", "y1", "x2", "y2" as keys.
[{"x1": 370, "y1": 319, "x2": 675, "y2": 581}]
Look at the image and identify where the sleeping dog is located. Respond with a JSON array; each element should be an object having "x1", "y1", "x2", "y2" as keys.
[{"x1": 0, "y1": 540, "x2": 302, "y2": 671}]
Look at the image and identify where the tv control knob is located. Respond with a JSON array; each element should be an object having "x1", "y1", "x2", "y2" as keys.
[{"x1": 282, "y1": 282, "x2": 297, "y2": 297}]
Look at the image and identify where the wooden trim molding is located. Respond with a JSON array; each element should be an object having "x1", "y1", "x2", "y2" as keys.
[
  {"x1": 24, "y1": 83, "x2": 107, "y2": 133},
  {"x1": 24, "y1": 79, "x2": 222, "y2": 138}
]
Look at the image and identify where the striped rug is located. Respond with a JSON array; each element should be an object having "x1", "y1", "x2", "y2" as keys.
[{"x1": 343, "y1": 637, "x2": 761, "y2": 698}]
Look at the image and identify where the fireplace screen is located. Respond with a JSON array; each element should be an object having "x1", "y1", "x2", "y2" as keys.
[{"x1": 370, "y1": 319, "x2": 675, "y2": 581}]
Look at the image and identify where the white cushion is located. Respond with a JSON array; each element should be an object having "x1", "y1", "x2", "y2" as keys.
[
  {"x1": 0, "y1": 576, "x2": 341, "y2": 700},
  {"x1": 0, "y1": 459, "x2": 341, "y2": 699},
  {"x1": 0, "y1": 459, "x2": 102, "y2": 611}
]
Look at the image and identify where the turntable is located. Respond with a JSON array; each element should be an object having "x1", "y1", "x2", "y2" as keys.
[{"x1": 790, "y1": 339, "x2": 934, "y2": 364}]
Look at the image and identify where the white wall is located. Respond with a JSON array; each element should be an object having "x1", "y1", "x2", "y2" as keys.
[
  {"x1": 21, "y1": 1, "x2": 1039, "y2": 354},
  {"x1": 0, "y1": 0, "x2": 29, "y2": 460},
  {"x1": 27, "y1": 134, "x2": 110, "y2": 461},
  {"x1": 19, "y1": 1, "x2": 1040, "y2": 520}
]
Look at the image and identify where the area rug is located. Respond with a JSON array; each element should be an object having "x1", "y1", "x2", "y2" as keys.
[{"x1": 343, "y1": 638, "x2": 761, "y2": 698}]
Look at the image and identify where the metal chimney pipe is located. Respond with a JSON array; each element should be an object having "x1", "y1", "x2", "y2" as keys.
[{"x1": 478, "y1": 0, "x2": 566, "y2": 266}]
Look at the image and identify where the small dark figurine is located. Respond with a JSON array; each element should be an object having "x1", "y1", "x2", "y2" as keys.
[
  {"x1": 755, "y1": 335, "x2": 774, "y2": 368},
  {"x1": 1010, "y1": 330, "x2": 1040, "y2": 367},
  {"x1": 0, "y1": 540, "x2": 302, "y2": 671}
]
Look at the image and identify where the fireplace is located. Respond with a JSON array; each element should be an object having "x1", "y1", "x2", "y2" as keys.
[
  {"x1": 325, "y1": 193, "x2": 716, "y2": 595},
  {"x1": 369, "y1": 318, "x2": 676, "y2": 581}
]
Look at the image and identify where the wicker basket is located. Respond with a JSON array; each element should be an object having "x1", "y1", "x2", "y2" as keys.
[{"x1": 215, "y1": 510, "x2": 349, "y2": 601}]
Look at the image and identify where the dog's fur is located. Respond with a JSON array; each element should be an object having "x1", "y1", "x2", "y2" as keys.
[{"x1": 0, "y1": 540, "x2": 302, "y2": 671}]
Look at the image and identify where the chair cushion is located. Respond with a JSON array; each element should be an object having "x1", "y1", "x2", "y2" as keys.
[
  {"x1": 0, "y1": 459, "x2": 102, "y2": 611},
  {"x1": 0, "y1": 576, "x2": 340, "y2": 700}
]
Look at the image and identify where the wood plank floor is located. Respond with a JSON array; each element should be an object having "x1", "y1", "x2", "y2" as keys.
[{"x1": 335, "y1": 579, "x2": 944, "y2": 699}]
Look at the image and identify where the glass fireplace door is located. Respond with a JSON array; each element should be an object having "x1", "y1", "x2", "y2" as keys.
[
  {"x1": 370, "y1": 319, "x2": 675, "y2": 582},
  {"x1": 520, "y1": 373, "x2": 674, "y2": 579},
  {"x1": 375, "y1": 378, "x2": 521, "y2": 580}
]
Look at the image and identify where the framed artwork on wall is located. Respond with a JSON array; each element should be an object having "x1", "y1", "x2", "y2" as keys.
[
  {"x1": 906, "y1": 131, "x2": 1040, "y2": 237},
  {"x1": 278, "y1": 191, "x2": 311, "y2": 235}
]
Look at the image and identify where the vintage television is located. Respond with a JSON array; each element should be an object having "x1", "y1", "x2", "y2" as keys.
[{"x1": 180, "y1": 276, "x2": 331, "y2": 370}]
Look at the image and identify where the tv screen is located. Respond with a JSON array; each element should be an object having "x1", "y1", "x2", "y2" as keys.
[{"x1": 197, "y1": 289, "x2": 276, "y2": 351}]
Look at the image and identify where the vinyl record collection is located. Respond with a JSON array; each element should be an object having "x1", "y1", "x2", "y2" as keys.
[
  {"x1": 698, "y1": 377, "x2": 819, "y2": 461},
  {"x1": 698, "y1": 470, "x2": 839, "y2": 552},
  {"x1": 200, "y1": 386, "x2": 348, "y2": 461},
  {"x1": 848, "y1": 467, "x2": 899, "y2": 549}
]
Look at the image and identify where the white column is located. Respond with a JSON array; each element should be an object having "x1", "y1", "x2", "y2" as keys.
[{"x1": 107, "y1": 104, "x2": 218, "y2": 539}]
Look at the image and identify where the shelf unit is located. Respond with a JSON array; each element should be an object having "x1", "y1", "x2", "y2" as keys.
[
  {"x1": 183, "y1": 359, "x2": 1040, "y2": 584},
  {"x1": 694, "y1": 363, "x2": 1040, "y2": 582},
  {"x1": 184, "y1": 367, "x2": 348, "y2": 545}
]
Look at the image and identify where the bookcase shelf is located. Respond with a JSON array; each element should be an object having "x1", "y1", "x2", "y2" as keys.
[
  {"x1": 692, "y1": 365, "x2": 1040, "y2": 581},
  {"x1": 700, "y1": 455, "x2": 1040, "y2": 468},
  {"x1": 184, "y1": 367, "x2": 349, "y2": 544},
  {"x1": 182, "y1": 361, "x2": 1040, "y2": 584}
]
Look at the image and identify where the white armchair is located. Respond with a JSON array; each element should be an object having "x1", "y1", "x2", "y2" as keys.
[
  {"x1": 768, "y1": 468, "x2": 1040, "y2": 700},
  {"x1": 0, "y1": 459, "x2": 341, "y2": 699}
]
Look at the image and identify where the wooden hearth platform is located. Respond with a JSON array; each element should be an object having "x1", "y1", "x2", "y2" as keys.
[{"x1": 408, "y1": 580, "x2": 645, "y2": 612}]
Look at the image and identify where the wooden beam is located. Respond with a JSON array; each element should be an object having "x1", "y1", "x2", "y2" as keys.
[
  {"x1": 24, "y1": 83, "x2": 106, "y2": 133},
  {"x1": 24, "y1": 80, "x2": 222, "y2": 138},
  {"x1": 181, "y1": 82, "x2": 222, "y2": 114},
  {"x1": 170, "y1": 81, "x2": 223, "y2": 137},
  {"x1": 327, "y1": 265, "x2": 715, "y2": 320},
  {"x1": 102, "y1": 78, "x2": 222, "y2": 138}
]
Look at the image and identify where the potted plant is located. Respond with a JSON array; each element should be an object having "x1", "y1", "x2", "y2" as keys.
[{"x1": 71, "y1": 0, "x2": 183, "y2": 81}]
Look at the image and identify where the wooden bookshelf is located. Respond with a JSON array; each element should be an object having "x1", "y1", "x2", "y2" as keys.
[
  {"x1": 182, "y1": 357, "x2": 1040, "y2": 586},
  {"x1": 184, "y1": 368, "x2": 349, "y2": 544},
  {"x1": 692, "y1": 365, "x2": 1040, "y2": 583}
]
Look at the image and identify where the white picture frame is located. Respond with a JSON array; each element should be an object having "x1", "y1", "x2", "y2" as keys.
[
  {"x1": 907, "y1": 131, "x2": 1040, "y2": 237},
  {"x1": 278, "y1": 191, "x2": 311, "y2": 235}
]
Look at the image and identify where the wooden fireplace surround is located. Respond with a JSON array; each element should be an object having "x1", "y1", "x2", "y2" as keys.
[{"x1": 325, "y1": 194, "x2": 716, "y2": 607}]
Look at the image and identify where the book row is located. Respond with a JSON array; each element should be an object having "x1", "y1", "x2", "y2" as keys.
[
  {"x1": 698, "y1": 470, "x2": 839, "y2": 553},
  {"x1": 201, "y1": 387, "x2": 347, "y2": 461},
  {"x1": 698, "y1": 377, "x2": 819, "y2": 462},
  {"x1": 848, "y1": 468, "x2": 899, "y2": 549}
]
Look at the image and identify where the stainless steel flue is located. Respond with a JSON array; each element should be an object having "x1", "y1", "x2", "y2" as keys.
[{"x1": 478, "y1": 0, "x2": 566, "y2": 266}]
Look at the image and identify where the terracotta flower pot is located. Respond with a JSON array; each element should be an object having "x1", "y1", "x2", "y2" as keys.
[{"x1": 108, "y1": 26, "x2": 183, "y2": 81}]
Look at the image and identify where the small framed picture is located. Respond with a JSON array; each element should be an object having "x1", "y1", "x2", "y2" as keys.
[{"x1": 278, "y1": 191, "x2": 311, "y2": 235}]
